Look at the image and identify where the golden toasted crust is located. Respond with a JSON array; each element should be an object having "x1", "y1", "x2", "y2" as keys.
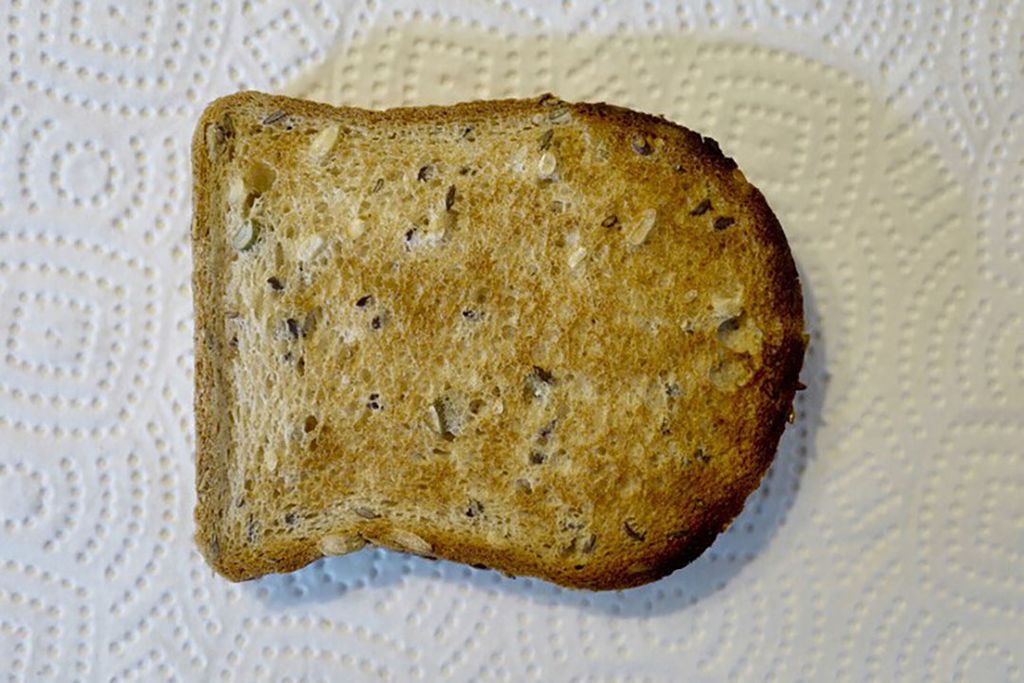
[{"x1": 192, "y1": 91, "x2": 805, "y2": 590}]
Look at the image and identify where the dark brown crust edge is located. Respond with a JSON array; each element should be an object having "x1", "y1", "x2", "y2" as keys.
[{"x1": 191, "y1": 91, "x2": 806, "y2": 590}]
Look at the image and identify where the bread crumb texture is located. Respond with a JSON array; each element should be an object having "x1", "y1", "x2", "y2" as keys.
[{"x1": 192, "y1": 92, "x2": 805, "y2": 590}]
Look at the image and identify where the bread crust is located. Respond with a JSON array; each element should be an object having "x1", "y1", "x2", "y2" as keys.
[{"x1": 192, "y1": 92, "x2": 805, "y2": 590}]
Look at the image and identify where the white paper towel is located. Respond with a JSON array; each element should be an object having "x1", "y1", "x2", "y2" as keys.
[{"x1": 1, "y1": 1, "x2": 1022, "y2": 681}]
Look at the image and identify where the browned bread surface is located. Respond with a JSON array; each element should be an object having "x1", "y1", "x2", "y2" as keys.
[{"x1": 192, "y1": 91, "x2": 805, "y2": 590}]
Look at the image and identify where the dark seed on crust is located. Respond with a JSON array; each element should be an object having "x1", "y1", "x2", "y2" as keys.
[
  {"x1": 623, "y1": 521, "x2": 646, "y2": 541},
  {"x1": 417, "y1": 164, "x2": 434, "y2": 182},
  {"x1": 714, "y1": 216, "x2": 736, "y2": 230},
  {"x1": 445, "y1": 185, "x2": 456, "y2": 211},
  {"x1": 356, "y1": 294, "x2": 373, "y2": 308},
  {"x1": 370, "y1": 177, "x2": 384, "y2": 194},
  {"x1": 267, "y1": 276, "x2": 284, "y2": 291},
  {"x1": 286, "y1": 318, "x2": 300, "y2": 338},
  {"x1": 690, "y1": 199, "x2": 712, "y2": 216}
]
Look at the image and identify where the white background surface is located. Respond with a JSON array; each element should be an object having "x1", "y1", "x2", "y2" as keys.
[{"x1": 2, "y1": 1, "x2": 1023, "y2": 681}]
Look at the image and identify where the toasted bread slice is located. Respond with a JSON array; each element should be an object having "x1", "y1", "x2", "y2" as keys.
[{"x1": 191, "y1": 92, "x2": 804, "y2": 589}]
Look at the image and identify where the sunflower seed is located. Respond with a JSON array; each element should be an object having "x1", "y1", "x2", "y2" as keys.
[
  {"x1": 389, "y1": 530, "x2": 432, "y2": 556},
  {"x1": 320, "y1": 534, "x2": 366, "y2": 556},
  {"x1": 230, "y1": 219, "x2": 260, "y2": 251}
]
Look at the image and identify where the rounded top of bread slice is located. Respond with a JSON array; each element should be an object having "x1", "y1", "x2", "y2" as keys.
[{"x1": 191, "y1": 92, "x2": 804, "y2": 589}]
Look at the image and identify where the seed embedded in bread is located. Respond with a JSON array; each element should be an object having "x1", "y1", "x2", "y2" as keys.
[
  {"x1": 690, "y1": 198, "x2": 712, "y2": 216},
  {"x1": 537, "y1": 151, "x2": 557, "y2": 178},
  {"x1": 191, "y1": 92, "x2": 805, "y2": 590},
  {"x1": 309, "y1": 124, "x2": 339, "y2": 159},
  {"x1": 624, "y1": 208, "x2": 658, "y2": 246}
]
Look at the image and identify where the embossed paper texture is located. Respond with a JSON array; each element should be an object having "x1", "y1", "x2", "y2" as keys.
[{"x1": 1, "y1": 1, "x2": 1022, "y2": 681}]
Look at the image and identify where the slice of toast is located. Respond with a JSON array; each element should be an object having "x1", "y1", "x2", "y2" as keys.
[{"x1": 191, "y1": 92, "x2": 804, "y2": 590}]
